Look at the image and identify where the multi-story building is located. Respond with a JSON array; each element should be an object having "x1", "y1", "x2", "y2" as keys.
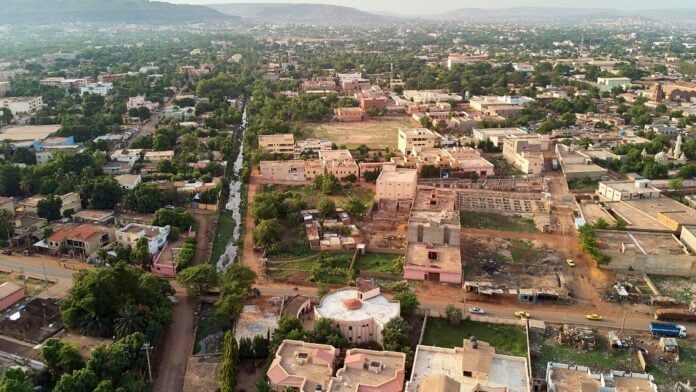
[
  {"x1": 110, "y1": 149, "x2": 143, "y2": 167},
  {"x1": 397, "y1": 128, "x2": 437, "y2": 155},
  {"x1": 403, "y1": 90, "x2": 463, "y2": 104},
  {"x1": 334, "y1": 107, "x2": 364, "y2": 122},
  {"x1": 597, "y1": 77, "x2": 632, "y2": 92},
  {"x1": 404, "y1": 210, "x2": 462, "y2": 284},
  {"x1": 472, "y1": 127, "x2": 529, "y2": 146},
  {"x1": 259, "y1": 160, "x2": 307, "y2": 182},
  {"x1": 116, "y1": 223, "x2": 170, "y2": 255},
  {"x1": 596, "y1": 180, "x2": 661, "y2": 201},
  {"x1": 502, "y1": 135, "x2": 549, "y2": 175},
  {"x1": 295, "y1": 138, "x2": 332, "y2": 157},
  {"x1": 375, "y1": 165, "x2": 418, "y2": 202},
  {"x1": 144, "y1": 150, "x2": 175, "y2": 162},
  {"x1": 80, "y1": 83, "x2": 113, "y2": 96},
  {"x1": 0, "y1": 96, "x2": 43, "y2": 115},
  {"x1": 319, "y1": 150, "x2": 359, "y2": 179},
  {"x1": 407, "y1": 339, "x2": 530, "y2": 392},
  {"x1": 126, "y1": 95, "x2": 159, "y2": 111},
  {"x1": 397, "y1": 147, "x2": 494, "y2": 177},
  {"x1": 446, "y1": 54, "x2": 489, "y2": 69},
  {"x1": 330, "y1": 348, "x2": 406, "y2": 392},
  {"x1": 266, "y1": 340, "x2": 338, "y2": 391},
  {"x1": 47, "y1": 224, "x2": 114, "y2": 257},
  {"x1": 315, "y1": 287, "x2": 400, "y2": 345},
  {"x1": 258, "y1": 134, "x2": 295, "y2": 154},
  {"x1": 359, "y1": 95, "x2": 389, "y2": 112},
  {"x1": 114, "y1": 174, "x2": 142, "y2": 190}
]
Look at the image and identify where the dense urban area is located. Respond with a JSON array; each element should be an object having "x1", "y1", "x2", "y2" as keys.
[{"x1": 0, "y1": 1, "x2": 695, "y2": 391}]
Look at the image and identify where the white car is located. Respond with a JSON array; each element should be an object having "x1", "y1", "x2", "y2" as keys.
[{"x1": 468, "y1": 307, "x2": 485, "y2": 315}]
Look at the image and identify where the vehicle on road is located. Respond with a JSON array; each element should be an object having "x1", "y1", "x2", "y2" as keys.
[
  {"x1": 514, "y1": 310, "x2": 530, "y2": 318},
  {"x1": 648, "y1": 322, "x2": 687, "y2": 338},
  {"x1": 654, "y1": 308, "x2": 696, "y2": 322},
  {"x1": 586, "y1": 313, "x2": 603, "y2": 321},
  {"x1": 565, "y1": 259, "x2": 575, "y2": 267},
  {"x1": 1, "y1": 250, "x2": 11, "y2": 255},
  {"x1": 468, "y1": 307, "x2": 485, "y2": 314}
]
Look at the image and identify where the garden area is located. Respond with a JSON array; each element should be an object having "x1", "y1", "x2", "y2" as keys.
[
  {"x1": 422, "y1": 317, "x2": 528, "y2": 357},
  {"x1": 210, "y1": 210, "x2": 235, "y2": 263},
  {"x1": 460, "y1": 211, "x2": 540, "y2": 233},
  {"x1": 353, "y1": 252, "x2": 403, "y2": 275}
]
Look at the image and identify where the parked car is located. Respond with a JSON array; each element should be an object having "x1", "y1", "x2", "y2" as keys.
[
  {"x1": 1, "y1": 250, "x2": 11, "y2": 255},
  {"x1": 586, "y1": 313, "x2": 603, "y2": 321},
  {"x1": 514, "y1": 310, "x2": 531, "y2": 318},
  {"x1": 566, "y1": 259, "x2": 576, "y2": 267},
  {"x1": 468, "y1": 307, "x2": 485, "y2": 315}
]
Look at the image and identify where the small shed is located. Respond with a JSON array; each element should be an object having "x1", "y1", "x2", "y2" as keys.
[{"x1": 0, "y1": 282, "x2": 25, "y2": 312}]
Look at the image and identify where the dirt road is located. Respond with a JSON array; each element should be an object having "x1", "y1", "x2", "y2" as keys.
[
  {"x1": 152, "y1": 291, "x2": 194, "y2": 392},
  {"x1": 241, "y1": 172, "x2": 264, "y2": 281},
  {"x1": 190, "y1": 209, "x2": 218, "y2": 265}
]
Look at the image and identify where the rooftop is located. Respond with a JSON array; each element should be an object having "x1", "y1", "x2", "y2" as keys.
[
  {"x1": 398, "y1": 128, "x2": 436, "y2": 137},
  {"x1": 329, "y1": 349, "x2": 406, "y2": 392},
  {"x1": 413, "y1": 186, "x2": 457, "y2": 211},
  {"x1": 315, "y1": 288, "x2": 399, "y2": 325},
  {"x1": 547, "y1": 363, "x2": 657, "y2": 392},
  {"x1": 0, "y1": 125, "x2": 60, "y2": 142},
  {"x1": 267, "y1": 340, "x2": 337, "y2": 391},
  {"x1": 72, "y1": 209, "x2": 115, "y2": 221},
  {"x1": 600, "y1": 180, "x2": 661, "y2": 195},
  {"x1": 597, "y1": 230, "x2": 688, "y2": 256},
  {"x1": 259, "y1": 133, "x2": 294, "y2": 144},
  {"x1": 474, "y1": 127, "x2": 528, "y2": 138},
  {"x1": 319, "y1": 149, "x2": 355, "y2": 162},
  {"x1": 48, "y1": 224, "x2": 108, "y2": 243},
  {"x1": 408, "y1": 339, "x2": 529, "y2": 392},
  {"x1": 377, "y1": 168, "x2": 418, "y2": 184},
  {"x1": 409, "y1": 210, "x2": 460, "y2": 228},
  {"x1": 405, "y1": 242, "x2": 462, "y2": 273},
  {"x1": 0, "y1": 282, "x2": 22, "y2": 300}
]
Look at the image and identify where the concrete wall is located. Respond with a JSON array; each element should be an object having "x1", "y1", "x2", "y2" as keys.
[
  {"x1": 407, "y1": 223, "x2": 460, "y2": 246},
  {"x1": 404, "y1": 266, "x2": 461, "y2": 284},
  {"x1": 603, "y1": 252, "x2": 696, "y2": 277}
]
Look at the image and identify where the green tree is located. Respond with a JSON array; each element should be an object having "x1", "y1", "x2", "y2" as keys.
[
  {"x1": 176, "y1": 264, "x2": 219, "y2": 297},
  {"x1": 113, "y1": 304, "x2": 146, "y2": 339},
  {"x1": 0, "y1": 368, "x2": 34, "y2": 392},
  {"x1": 219, "y1": 331, "x2": 238, "y2": 392},
  {"x1": 252, "y1": 219, "x2": 283, "y2": 249},
  {"x1": 669, "y1": 178, "x2": 684, "y2": 191},
  {"x1": 133, "y1": 237, "x2": 150, "y2": 267},
  {"x1": 420, "y1": 165, "x2": 440, "y2": 178},
  {"x1": 309, "y1": 318, "x2": 347, "y2": 348},
  {"x1": 0, "y1": 210, "x2": 14, "y2": 241},
  {"x1": 593, "y1": 218, "x2": 610, "y2": 229},
  {"x1": 11, "y1": 147, "x2": 36, "y2": 165},
  {"x1": 317, "y1": 198, "x2": 337, "y2": 219},
  {"x1": 393, "y1": 291, "x2": 419, "y2": 317},
  {"x1": 344, "y1": 196, "x2": 367, "y2": 217},
  {"x1": 37, "y1": 194, "x2": 63, "y2": 221},
  {"x1": 87, "y1": 176, "x2": 122, "y2": 210},
  {"x1": 641, "y1": 161, "x2": 668, "y2": 179},
  {"x1": 445, "y1": 304, "x2": 463, "y2": 326},
  {"x1": 41, "y1": 338, "x2": 85, "y2": 383},
  {"x1": 152, "y1": 207, "x2": 194, "y2": 230},
  {"x1": 53, "y1": 368, "x2": 98, "y2": 392},
  {"x1": 124, "y1": 183, "x2": 163, "y2": 213},
  {"x1": 382, "y1": 317, "x2": 411, "y2": 352}
]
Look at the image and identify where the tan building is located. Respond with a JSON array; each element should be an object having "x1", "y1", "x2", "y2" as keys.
[
  {"x1": 315, "y1": 287, "x2": 400, "y2": 345},
  {"x1": 0, "y1": 96, "x2": 43, "y2": 115},
  {"x1": 319, "y1": 150, "x2": 359, "y2": 180},
  {"x1": 258, "y1": 134, "x2": 295, "y2": 154},
  {"x1": 375, "y1": 165, "x2": 418, "y2": 202},
  {"x1": 259, "y1": 160, "x2": 307, "y2": 182},
  {"x1": 47, "y1": 224, "x2": 114, "y2": 257},
  {"x1": 407, "y1": 339, "x2": 530, "y2": 392},
  {"x1": 404, "y1": 210, "x2": 462, "y2": 284},
  {"x1": 144, "y1": 150, "x2": 175, "y2": 162},
  {"x1": 266, "y1": 340, "x2": 338, "y2": 391},
  {"x1": 472, "y1": 127, "x2": 529, "y2": 146},
  {"x1": 334, "y1": 107, "x2": 364, "y2": 122},
  {"x1": 18, "y1": 192, "x2": 81, "y2": 216},
  {"x1": 116, "y1": 223, "x2": 170, "y2": 254},
  {"x1": 502, "y1": 135, "x2": 549, "y2": 175},
  {"x1": 329, "y1": 349, "x2": 406, "y2": 392},
  {"x1": 397, "y1": 128, "x2": 437, "y2": 155},
  {"x1": 399, "y1": 147, "x2": 494, "y2": 177},
  {"x1": 546, "y1": 362, "x2": 656, "y2": 392}
]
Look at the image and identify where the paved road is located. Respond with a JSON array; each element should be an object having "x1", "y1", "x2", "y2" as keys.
[{"x1": 0, "y1": 255, "x2": 89, "y2": 298}]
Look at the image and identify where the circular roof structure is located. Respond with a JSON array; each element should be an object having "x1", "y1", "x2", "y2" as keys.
[{"x1": 343, "y1": 298, "x2": 363, "y2": 310}]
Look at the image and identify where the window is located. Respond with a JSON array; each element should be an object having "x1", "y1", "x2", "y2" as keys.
[{"x1": 463, "y1": 371, "x2": 472, "y2": 377}]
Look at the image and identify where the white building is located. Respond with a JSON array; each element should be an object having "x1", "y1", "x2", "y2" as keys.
[
  {"x1": 597, "y1": 77, "x2": 632, "y2": 92},
  {"x1": 110, "y1": 149, "x2": 143, "y2": 166},
  {"x1": 596, "y1": 180, "x2": 662, "y2": 201},
  {"x1": 116, "y1": 223, "x2": 170, "y2": 255},
  {"x1": 546, "y1": 363, "x2": 657, "y2": 392},
  {"x1": 80, "y1": 83, "x2": 113, "y2": 96},
  {"x1": 314, "y1": 287, "x2": 399, "y2": 345},
  {"x1": 114, "y1": 174, "x2": 142, "y2": 190},
  {"x1": 1, "y1": 96, "x2": 43, "y2": 115}
]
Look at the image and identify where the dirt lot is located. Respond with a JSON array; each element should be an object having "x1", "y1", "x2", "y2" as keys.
[
  {"x1": 302, "y1": 117, "x2": 416, "y2": 149},
  {"x1": 361, "y1": 219, "x2": 408, "y2": 250},
  {"x1": 462, "y1": 233, "x2": 567, "y2": 290}
]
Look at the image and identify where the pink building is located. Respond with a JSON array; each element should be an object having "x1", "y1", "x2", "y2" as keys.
[
  {"x1": 0, "y1": 282, "x2": 25, "y2": 312},
  {"x1": 404, "y1": 210, "x2": 462, "y2": 284}
]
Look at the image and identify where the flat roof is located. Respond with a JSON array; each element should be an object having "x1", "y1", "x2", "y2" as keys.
[
  {"x1": 330, "y1": 349, "x2": 405, "y2": 392},
  {"x1": 474, "y1": 128, "x2": 528, "y2": 137},
  {"x1": 377, "y1": 168, "x2": 417, "y2": 183},
  {"x1": 597, "y1": 230, "x2": 687, "y2": 256},
  {"x1": 268, "y1": 340, "x2": 336, "y2": 391},
  {"x1": 259, "y1": 133, "x2": 294, "y2": 143},
  {"x1": 405, "y1": 242, "x2": 461, "y2": 273},
  {"x1": 398, "y1": 127, "x2": 436, "y2": 137},
  {"x1": 409, "y1": 210, "x2": 460, "y2": 227},
  {"x1": 73, "y1": 209, "x2": 114, "y2": 220},
  {"x1": 0, "y1": 125, "x2": 60, "y2": 142},
  {"x1": 601, "y1": 181, "x2": 659, "y2": 194},
  {"x1": 562, "y1": 163, "x2": 607, "y2": 174},
  {"x1": 315, "y1": 288, "x2": 399, "y2": 325}
]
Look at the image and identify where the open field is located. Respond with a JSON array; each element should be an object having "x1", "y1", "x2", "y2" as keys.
[
  {"x1": 649, "y1": 275, "x2": 696, "y2": 305},
  {"x1": 423, "y1": 317, "x2": 527, "y2": 357},
  {"x1": 302, "y1": 117, "x2": 415, "y2": 149},
  {"x1": 353, "y1": 252, "x2": 403, "y2": 274},
  {"x1": 209, "y1": 210, "x2": 234, "y2": 264},
  {"x1": 460, "y1": 211, "x2": 540, "y2": 233}
]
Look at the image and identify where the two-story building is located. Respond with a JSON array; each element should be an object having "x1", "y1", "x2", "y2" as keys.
[{"x1": 116, "y1": 223, "x2": 170, "y2": 255}]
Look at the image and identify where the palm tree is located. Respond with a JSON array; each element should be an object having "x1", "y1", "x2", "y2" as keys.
[
  {"x1": 114, "y1": 304, "x2": 145, "y2": 338},
  {"x1": 19, "y1": 172, "x2": 32, "y2": 196},
  {"x1": 79, "y1": 311, "x2": 111, "y2": 337}
]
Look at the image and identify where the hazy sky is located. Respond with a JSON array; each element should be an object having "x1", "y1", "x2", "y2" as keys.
[{"x1": 163, "y1": 0, "x2": 696, "y2": 14}]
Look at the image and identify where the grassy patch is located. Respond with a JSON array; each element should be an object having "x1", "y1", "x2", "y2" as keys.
[
  {"x1": 510, "y1": 240, "x2": 542, "y2": 264},
  {"x1": 536, "y1": 334, "x2": 640, "y2": 376},
  {"x1": 649, "y1": 275, "x2": 696, "y2": 306},
  {"x1": 422, "y1": 317, "x2": 527, "y2": 357},
  {"x1": 268, "y1": 251, "x2": 354, "y2": 284},
  {"x1": 354, "y1": 252, "x2": 403, "y2": 274},
  {"x1": 460, "y1": 211, "x2": 539, "y2": 233},
  {"x1": 302, "y1": 118, "x2": 414, "y2": 149},
  {"x1": 672, "y1": 339, "x2": 696, "y2": 380},
  {"x1": 567, "y1": 177, "x2": 599, "y2": 190},
  {"x1": 209, "y1": 210, "x2": 234, "y2": 264}
]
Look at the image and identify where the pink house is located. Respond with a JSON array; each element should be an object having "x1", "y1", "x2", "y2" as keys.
[
  {"x1": 0, "y1": 282, "x2": 25, "y2": 312},
  {"x1": 149, "y1": 243, "x2": 176, "y2": 278},
  {"x1": 403, "y1": 210, "x2": 462, "y2": 284},
  {"x1": 266, "y1": 340, "x2": 338, "y2": 391}
]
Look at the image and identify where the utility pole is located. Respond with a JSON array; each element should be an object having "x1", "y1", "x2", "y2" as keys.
[
  {"x1": 620, "y1": 307, "x2": 627, "y2": 333},
  {"x1": 142, "y1": 342, "x2": 153, "y2": 383}
]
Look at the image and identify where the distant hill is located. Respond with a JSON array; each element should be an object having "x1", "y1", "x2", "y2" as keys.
[
  {"x1": 425, "y1": 7, "x2": 694, "y2": 22},
  {"x1": 0, "y1": 0, "x2": 236, "y2": 25},
  {"x1": 634, "y1": 8, "x2": 696, "y2": 22},
  {"x1": 209, "y1": 3, "x2": 393, "y2": 26}
]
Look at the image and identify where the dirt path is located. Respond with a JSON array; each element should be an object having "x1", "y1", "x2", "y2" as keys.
[
  {"x1": 190, "y1": 209, "x2": 218, "y2": 265},
  {"x1": 152, "y1": 290, "x2": 194, "y2": 392},
  {"x1": 241, "y1": 172, "x2": 264, "y2": 281}
]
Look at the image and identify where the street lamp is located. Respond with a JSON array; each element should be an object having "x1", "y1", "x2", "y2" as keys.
[{"x1": 142, "y1": 342, "x2": 153, "y2": 383}]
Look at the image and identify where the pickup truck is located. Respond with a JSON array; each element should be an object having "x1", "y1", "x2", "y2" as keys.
[{"x1": 648, "y1": 322, "x2": 687, "y2": 338}]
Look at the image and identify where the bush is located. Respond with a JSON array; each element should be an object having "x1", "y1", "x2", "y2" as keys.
[
  {"x1": 176, "y1": 238, "x2": 197, "y2": 271},
  {"x1": 445, "y1": 304, "x2": 463, "y2": 326}
]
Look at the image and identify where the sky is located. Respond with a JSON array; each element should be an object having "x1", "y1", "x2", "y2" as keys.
[{"x1": 162, "y1": 0, "x2": 696, "y2": 14}]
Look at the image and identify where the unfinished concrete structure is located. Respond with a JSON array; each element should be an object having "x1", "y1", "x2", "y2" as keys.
[
  {"x1": 406, "y1": 338, "x2": 530, "y2": 392},
  {"x1": 404, "y1": 210, "x2": 462, "y2": 284},
  {"x1": 546, "y1": 363, "x2": 657, "y2": 392}
]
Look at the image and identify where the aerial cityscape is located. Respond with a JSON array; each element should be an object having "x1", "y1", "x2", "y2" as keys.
[{"x1": 0, "y1": 0, "x2": 695, "y2": 391}]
